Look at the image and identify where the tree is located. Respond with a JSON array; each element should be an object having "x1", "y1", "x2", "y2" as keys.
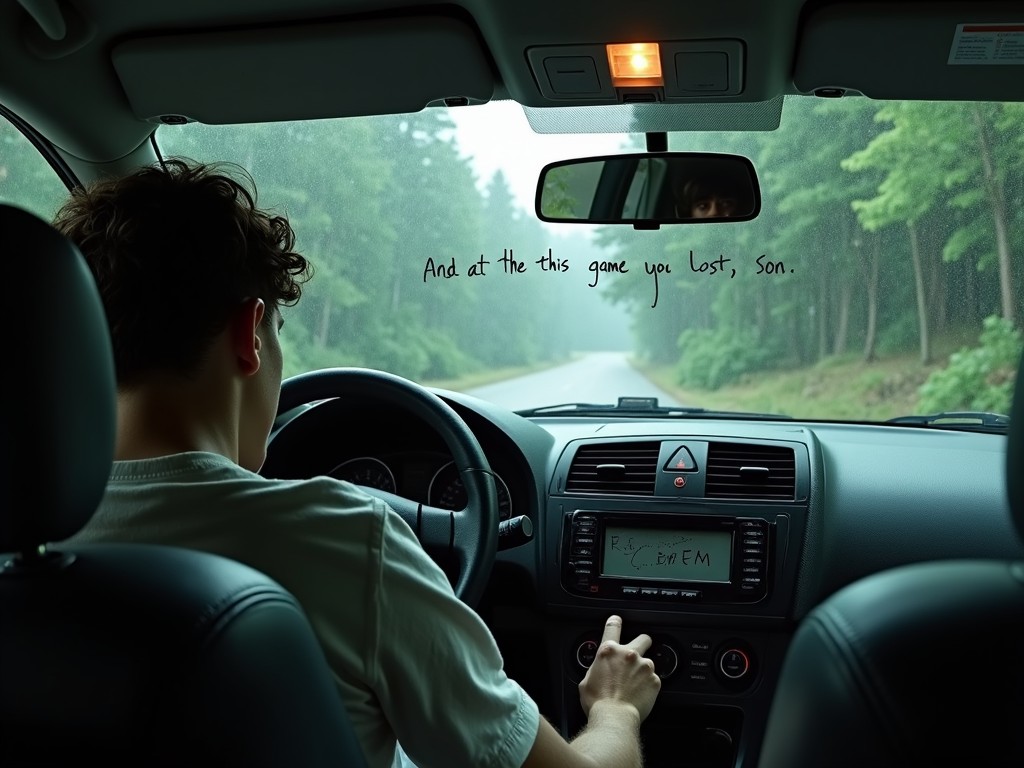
[{"x1": 843, "y1": 103, "x2": 949, "y2": 364}]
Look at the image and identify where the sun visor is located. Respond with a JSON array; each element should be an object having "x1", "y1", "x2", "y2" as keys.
[
  {"x1": 794, "y1": 2, "x2": 1024, "y2": 100},
  {"x1": 111, "y1": 14, "x2": 495, "y2": 124}
]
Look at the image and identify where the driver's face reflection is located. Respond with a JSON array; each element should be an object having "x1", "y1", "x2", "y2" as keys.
[{"x1": 690, "y1": 195, "x2": 738, "y2": 219}]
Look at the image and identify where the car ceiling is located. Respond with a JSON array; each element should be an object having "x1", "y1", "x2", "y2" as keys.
[{"x1": 1, "y1": 0, "x2": 1023, "y2": 165}]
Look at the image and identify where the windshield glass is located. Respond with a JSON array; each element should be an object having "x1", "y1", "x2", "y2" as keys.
[{"x1": 156, "y1": 96, "x2": 1022, "y2": 422}]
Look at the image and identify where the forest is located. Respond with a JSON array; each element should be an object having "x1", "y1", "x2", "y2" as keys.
[
  {"x1": 602, "y1": 100, "x2": 1021, "y2": 390},
  {"x1": 2, "y1": 95, "x2": 1021, "y2": 416}
]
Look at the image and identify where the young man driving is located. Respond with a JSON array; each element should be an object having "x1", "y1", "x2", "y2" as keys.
[{"x1": 56, "y1": 159, "x2": 662, "y2": 768}]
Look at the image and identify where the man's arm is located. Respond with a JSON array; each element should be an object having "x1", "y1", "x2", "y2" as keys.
[{"x1": 522, "y1": 615, "x2": 661, "y2": 768}]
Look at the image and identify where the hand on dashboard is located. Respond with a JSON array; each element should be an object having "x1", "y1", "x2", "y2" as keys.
[{"x1": 578, "y1": 615, "x2": 662, "y2": 723}]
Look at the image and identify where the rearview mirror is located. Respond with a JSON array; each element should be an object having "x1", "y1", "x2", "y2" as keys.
[{"x1": 536, "y1": 152, "x2": 760, "y2": 226}]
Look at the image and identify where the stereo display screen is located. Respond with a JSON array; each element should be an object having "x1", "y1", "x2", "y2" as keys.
[{"x1": 601, "y1": 526, "x2": 732, "y2": 583}]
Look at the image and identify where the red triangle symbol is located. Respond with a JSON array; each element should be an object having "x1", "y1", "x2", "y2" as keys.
[{"x1": 676, "y1": 460, "x2": 687, "y2": 468}]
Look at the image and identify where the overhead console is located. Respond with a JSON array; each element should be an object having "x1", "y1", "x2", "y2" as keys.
[
  {"x1": 541, "y1": 435, "x2": 810, "y2": 620},
  {"x1": 793, "y1": 1, "x2": 1024, "y2": 101}
]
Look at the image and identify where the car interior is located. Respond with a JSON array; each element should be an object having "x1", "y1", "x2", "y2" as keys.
[{"x1": 1, "y1": 1, "x2": 1022, "y2": 767}]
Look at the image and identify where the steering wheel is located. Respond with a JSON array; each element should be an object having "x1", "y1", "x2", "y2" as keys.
[{"x1": 271, "y1": 367, "x2": 499, "y2": 607}]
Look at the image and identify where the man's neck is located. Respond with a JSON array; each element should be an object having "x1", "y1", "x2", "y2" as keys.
[{"x1": 115, "y1": 376, "x2": 240, "y2": 463}]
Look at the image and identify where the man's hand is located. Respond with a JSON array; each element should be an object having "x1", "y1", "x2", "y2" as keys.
[
  {"x1": 578, "y1": 615, "x2": 661, "y2": 723},
  {"x1": 523, "y1": 614, "x2": 662, "y2": 768}
]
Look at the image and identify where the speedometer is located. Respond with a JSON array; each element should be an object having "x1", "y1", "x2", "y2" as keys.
[
  {"x1": 328, "y1": 456, "x2": 397, "y2": 494},
  {"x1": 428, "y1": 461, "x2": 512, "y2": 521}
]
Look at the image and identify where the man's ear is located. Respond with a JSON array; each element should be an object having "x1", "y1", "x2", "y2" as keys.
[{"x1": 232, "y1": 298, "x2": 266, "y2": 377}]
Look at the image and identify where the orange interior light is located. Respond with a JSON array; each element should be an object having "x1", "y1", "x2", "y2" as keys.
[{"x1": 606, "y1": 42, "x2": 663, "y2": 87}]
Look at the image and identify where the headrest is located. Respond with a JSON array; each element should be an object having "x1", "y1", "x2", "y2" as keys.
[
  {"x1": 1, "y1": 204, "x2": 116, "y2": 552},
  {"x1": 1008, "y1": 350, "x2": 1023, "y2": 543}
]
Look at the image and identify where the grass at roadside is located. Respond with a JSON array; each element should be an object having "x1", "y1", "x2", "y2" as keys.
[{"x1": 634, "y1": 340, "x2": 970, "y2": 422}]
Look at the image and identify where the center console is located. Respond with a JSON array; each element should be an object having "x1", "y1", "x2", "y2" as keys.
[
  {"x1": 539, "y1": 434, "x2": 812, "y2": 768},
  {"x1": 563, "y1": 510, "x2": 771, "y2": 603}
]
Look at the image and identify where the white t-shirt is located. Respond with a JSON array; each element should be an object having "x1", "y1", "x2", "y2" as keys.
[{"x1": 67, "y1": 451, "x2": 540, "y2": 768}]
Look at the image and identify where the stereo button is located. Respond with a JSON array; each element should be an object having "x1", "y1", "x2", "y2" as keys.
[
  {"x1": 687, "y1": 671, "x2": 710, "y2": 687},
  {"x1": 640, "y1": 587, "x2": 660, "y2": 597},
  {"x1": 621, "y1": 586, "x2": 640, "y2": 596}
]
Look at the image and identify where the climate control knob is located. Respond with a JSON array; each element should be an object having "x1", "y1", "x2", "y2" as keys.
[
  {"x1": 649, "y1": 643, "x2": 679, "y2": 679},
  {"x1": 576, "y1": 639, "x2": 599, "y2": 668},
  {"x1": 717, "y1": 647, "x2": 751, "y2": 679}
]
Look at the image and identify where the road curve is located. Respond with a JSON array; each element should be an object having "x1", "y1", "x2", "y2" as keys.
[{"x1": 467, "y1": 351, "x2": 682, "y2": 411}]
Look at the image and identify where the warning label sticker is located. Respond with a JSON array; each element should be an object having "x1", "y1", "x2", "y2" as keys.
[{"x1": 948, "y1": 23, "x2": 1024, "y2": 64}]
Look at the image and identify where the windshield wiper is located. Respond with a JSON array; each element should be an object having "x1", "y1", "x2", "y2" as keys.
[
  {"x1": 886, "y1": 411, "x2": 1009, "y2": 433},
  {"x1": 516, "y1": 396, "x2": 791, "y2": 420}
]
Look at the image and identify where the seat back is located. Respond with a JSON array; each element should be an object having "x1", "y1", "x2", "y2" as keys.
[
  {"x1": 758, "y1": 352, "x2": 1024, "y2": 767},
  {"x1": 0, "y1": 203, "x2": 366, "y2": 766}
]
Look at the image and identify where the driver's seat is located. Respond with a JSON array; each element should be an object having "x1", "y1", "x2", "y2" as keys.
[{"x1": 0, "y1": 203, "x2": 367, "y2": 766}]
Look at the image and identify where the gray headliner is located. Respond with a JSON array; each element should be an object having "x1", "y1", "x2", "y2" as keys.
[{"x1": 1, "y1": 0, "x2": 1022, "y2": 168}]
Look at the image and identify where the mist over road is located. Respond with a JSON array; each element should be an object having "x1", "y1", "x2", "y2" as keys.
[{"x1": 467, "y1": 351, "x2": 682, "y2": 411}]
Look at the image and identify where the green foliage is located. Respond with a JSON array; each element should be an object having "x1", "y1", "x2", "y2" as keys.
[
  {"x1": 539, "y1": 166, "x2": 578, "y2": 218},
  {"x1": 917, "y1": 316, "x2": 1022, "y2": 414},
  {"x1": 0, "y1": 118, "x2": 70, "y2": 219},
  {"x1": 675, "y1": 327, "x2": 772, "y2": 390},
  {"x1": 417, "y1": 334, "x2": 481, "y2": 380},
  {"x1": 942, "y1": 220, "x2": 992, "y2": 265},
  {"x1": 877, "y1": 311, "x2": 921, "y2": 355}
]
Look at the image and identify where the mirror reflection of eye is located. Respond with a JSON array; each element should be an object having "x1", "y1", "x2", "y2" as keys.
[{"x1": 536, "y1": 153, "x2": 758, "y2": 224}]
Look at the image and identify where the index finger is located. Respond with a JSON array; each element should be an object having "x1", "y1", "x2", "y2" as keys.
[{"x1": 601, "y1": 615, "x2": 623, "y2": 645}]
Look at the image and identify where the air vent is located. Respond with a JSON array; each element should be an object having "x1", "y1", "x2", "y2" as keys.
[
  {"x1": 705, "y1": 442, "x2": 796, "y2": 500},
  {"x1": 566, "y1": 441, "x2": 660, "y2": 495}
]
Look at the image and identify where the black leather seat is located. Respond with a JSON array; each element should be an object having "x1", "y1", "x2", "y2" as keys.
[
  {"x1": 0, "y1": 203, "x2": 367, "y2": 766},
  {"x1": 758, "y1": 352, "x2": 1024, "y2": 767}
]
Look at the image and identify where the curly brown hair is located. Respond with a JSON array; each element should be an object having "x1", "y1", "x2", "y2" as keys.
[{"x1": 53, "y1": 158, "x2": 311, "y2": 386}]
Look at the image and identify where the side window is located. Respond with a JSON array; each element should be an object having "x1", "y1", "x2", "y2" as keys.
[{"x1": 0, "y1": 112, "x2": 70, "y2": 221}]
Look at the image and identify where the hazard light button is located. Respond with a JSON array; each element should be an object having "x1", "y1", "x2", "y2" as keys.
[{"x1": 664, "y1": 446, "x2": 698, "y2": 472}]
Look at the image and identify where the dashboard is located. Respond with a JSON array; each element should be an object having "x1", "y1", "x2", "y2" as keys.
[
  {"x1": 261, "y1": 388, "x2": 1019, "y2": 768},
  {"x1": 325, "y1": 453, "x2": 514, "y2": 521}
]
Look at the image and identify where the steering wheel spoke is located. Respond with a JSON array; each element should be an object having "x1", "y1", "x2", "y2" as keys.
[{"x1": 270, "y1": 367, "x2": 499, "y2": 606}]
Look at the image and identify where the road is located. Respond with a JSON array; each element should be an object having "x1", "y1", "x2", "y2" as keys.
[{"x1": 467, "y1": 351, "x2": 682, "y2": 411}]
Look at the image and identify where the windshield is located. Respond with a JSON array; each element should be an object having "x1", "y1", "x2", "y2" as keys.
[{"x1": 156, "y1": 96, "x2": 1022, "y2": 422}]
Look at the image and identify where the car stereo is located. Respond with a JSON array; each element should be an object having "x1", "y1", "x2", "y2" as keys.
[{"x1": 561, "y1": 510, "x2": 770, "y2": 603}]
